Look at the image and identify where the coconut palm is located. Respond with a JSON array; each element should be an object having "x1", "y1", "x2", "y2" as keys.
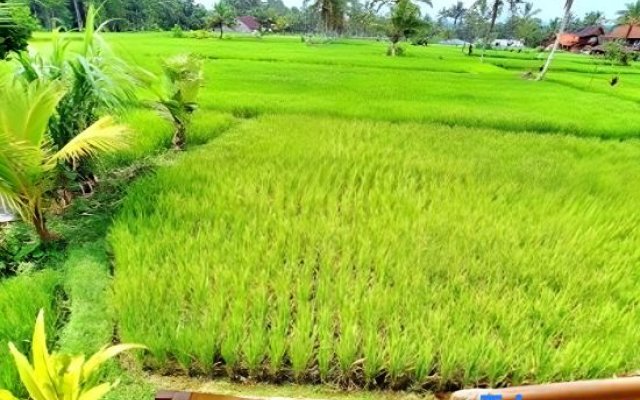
[
  {"x1": 209, "y1": 2, "x2": 236, "y2": 39},
  {"x1": 538, "y1": 0, "x2": 574, "y2": 80},
  {"x1": 617, "y1": 1, "x2": 640, "y2": 42},
  {"x1": 583, "y1": 10, "x2": 605, "y2": 26},
  {"x1": 449, "y1": 1, "x2": 467, "y2": 26},
  {"x1": 151, "y1": 54, "x2": 204, "y2": 150},
  {"x1": 386, "y1": 0, "x2": 422, "y2": 56},
  {"x1": 479, "y1": 0, "x2": 504, "y2": 62},
  {"x1": 0, "y1": 80, "x2": 129, "y2": 242}
]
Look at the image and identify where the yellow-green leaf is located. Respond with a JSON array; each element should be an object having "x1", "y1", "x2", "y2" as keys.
[
  {"x1": 32, "y1": 310, "x2": 56, "y2": 395},
  {"x1": 0, "y1": 389, "x2": 18, "y2": 400},
  {"x1": 62, "y1": 355, "x2": 85, "y2": 400},
  {"x1": 81, "y1": 344, "x2": 145, "y2": 381},
  {"x1": 77, "y1": 382, "x2": 116, "y2": 400},
  {"x1": 49, "y1": 117, "x2": 130, "y2": 167},
  {"x1": 8, "y1": 342, "x2": 50, "y2": 400}
]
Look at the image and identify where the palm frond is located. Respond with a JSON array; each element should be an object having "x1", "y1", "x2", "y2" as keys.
[
  {"x1": 49, "y1": 116, "x2": 130, "y2": 166},
  {"x1": 0, "y1": 80, "x2": 65, "y2": 147}
]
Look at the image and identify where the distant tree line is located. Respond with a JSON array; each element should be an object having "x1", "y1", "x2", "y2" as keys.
[{"x1": 12, "y1": 0, "x2": 637, "y2": 47}]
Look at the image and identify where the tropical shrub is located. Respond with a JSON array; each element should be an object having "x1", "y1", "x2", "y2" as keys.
[
  {"x1": 171, "y1": 24, "x2": 184, "y2": 38},
  {"x1": 604, "y1": 40, "x2": 631, "y2": 66},
  {"x1": 0, "y1": 80, "x2": 129, "y2": 242},
  {"x1": 14, "y1": 6, "x2": 135, "y2": 194},
  {"x1": 149, "y1": 54, "x2": 204, "y2": 150},
  {"x1": 0, "y1": 310, "x2": 144, "y2": 400},
  {"x1": 0, "y1": 1, "x2": 37, "y2": 59}
]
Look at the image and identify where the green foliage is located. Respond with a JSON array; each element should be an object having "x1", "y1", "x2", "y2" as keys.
[
  {"x1": 2, "y1": 310, "x2": 145, "y2": 400},
  {"x1": 171, "y1": 24, "x2": 184, "y2": 38},
  {"x1": 604, "y1": 40, "x2": 631, "y2": 66},
  {"x1": 149, "y1": 53, "x2": 204, "y2": 149},
  {"x1": 0, "y1": 271, "x2": 61, "y2": 395},
  {"x1": 0, "y1": 79, "x2": 130, "y2": 241},
  {"x1": 14, "y1": 6, "x2": 136, "y2": 191},
  {"x1": 0, "y1": 1, "x2": 37, "y2": 59},
  {"x1": 386, "y1": 0, "x2": 422, "y2": 56},
  {"x1": 0, "y1": 225, "x2": 66, "y2": 278}
]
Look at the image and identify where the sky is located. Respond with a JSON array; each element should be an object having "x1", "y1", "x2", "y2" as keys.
[{"x1": 195, "y1": 0, "x2": 629, "y2": 21}]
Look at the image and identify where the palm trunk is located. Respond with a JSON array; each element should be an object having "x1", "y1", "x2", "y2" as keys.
[
  {"x1": 72, "y1": 0, "x2": 83, "y2": 31},
  {"x1": 537, "y1": 0, "x2": 573, "y2": 81},
  {"x1": 481, "y1": 1, "x2": 501, "y2": 63},
  {"x1": 220, "y1": 23, "x2": 224, "y2": 39},
  {"x1": 32, "y1": 205, "x2": 57, "y2": 243},
  {"x1": 172, "y1": 122, "x2": 186, "y2": 150}
]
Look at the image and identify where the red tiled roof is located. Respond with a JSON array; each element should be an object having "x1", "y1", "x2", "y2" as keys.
[{"x1": 607, "y1": 24, "x2": 640, "y2": 40}]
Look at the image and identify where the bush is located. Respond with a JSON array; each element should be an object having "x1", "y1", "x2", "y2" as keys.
[
  {"x1": 0, "y1": 3, "x2": 37, "y2": 59},
  {"x1": 171, "y1": 24, "x2": 184, "y2": 38},
  {"x1": 386, "y1": 43, "x2": 405, "y2": 56},
  {"x1": 604, "y1": 40, "x2": 631, "y2": 66}
]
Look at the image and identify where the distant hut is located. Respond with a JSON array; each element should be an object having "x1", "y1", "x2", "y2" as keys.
[
  {"x1": 553, "y1": 26, "x2": 604, "y2": 52},
  {"x1": 233, "y1": 16, "x2": 260, "y2": 33},
  {"x1": 606, "y1": 24, "x2": 640, "y2": 48}
]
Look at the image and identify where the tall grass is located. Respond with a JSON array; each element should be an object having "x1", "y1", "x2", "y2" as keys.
[
  {"x1": 0, "y1": 271, "x2": 62, "y2": 394},
  {"x1": 110, "y1": 115, "x2": 640, "y2": 389}
]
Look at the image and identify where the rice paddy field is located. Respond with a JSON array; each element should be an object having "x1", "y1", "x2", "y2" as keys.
[
  {"x1": 1, "y1": 32, "x2": 637, "y2": 396},
  {"x1": 92, "y1": 33, "x2": 640, "y2": 390}
]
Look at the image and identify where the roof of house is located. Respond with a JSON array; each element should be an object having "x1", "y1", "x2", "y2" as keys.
[
  {"x1": 237, "y1": 16, "x2": 260, "y2": 31},
  {"x1": 606, "y1": 24, "x2": 640, "y2": 40},
  {"x1": 558, "y1": 33, "x2": 579, "y2": 46},
  {"x1": 574, "y1": 26, "x2": 605, "y2": 38}
]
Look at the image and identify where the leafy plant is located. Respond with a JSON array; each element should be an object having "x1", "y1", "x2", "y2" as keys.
[
  {"x1": 0, "y1": 310, "x2": 144, "y2": 400},
  {"x1": 386, "y1": 0, "x2": 422, "y2": 56},
  {"x1": 604, "y1": 39, "x2": 631, "y2": 66},
  {"x1": 14, "y1": 5, "x2": 136, "y2": 195},
  {"x1": 0, "y1": 79, "x2": 129, "y2": 242},
  {"x1": 149, "y1": 54, "x2": 204, "y2": 150},
  {"x1": 171, "y1": 24, "x2": 184, "y2": 38},
  {"x1": 0, "y1": 1, "x2": 37, "y2": 59}
]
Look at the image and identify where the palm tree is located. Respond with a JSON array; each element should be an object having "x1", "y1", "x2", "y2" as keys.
[
  {"x1": 479, "y1": 0, "x2": 504, "y2": 62},
  {"x1": 386, "y1": 0, "x2": 422, "y2": 56},
  {"x1": 151, "y1": 54, "x2": 204, "y2": 150},
  {"x1": 437, "y1": 7, "x2": 450, "y2": 24},
  {"x1": 449, "y1": 1, "x2": 467, "y2": 26},
  {"x1": 209, "y1": 2, "x2": 236, "y2": 39},
  {"x1": 521, "y1": 2, "x2": 541, "y2": 19},
  {"x1": 617, "y1": 1, "x2": 640, "y2": 43},
  {"x1": 583, "y1": 11, "x2": 605, "y2": 26},
  {"x1": 538, "y1": 0, "x2": 574, "y2": 80},
  {"x1": 0, "y1": 80, "x2": 129, "y2": 242}
]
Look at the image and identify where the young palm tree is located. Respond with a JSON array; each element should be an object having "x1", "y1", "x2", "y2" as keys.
[
  {"x1": 537, "y1": 0, "x2": 574, "y2": 81},
  {"x1": 0, "y1": 80, "x2": 129, "y2": 242},
  {"x1": 617, "y1": 1, "x2": 640, "y2": 43},
  {"x1": 15, "y1": 5, "x2": 135, "y2": 195},
  {"x1": 151, "y1": 54, "x2": 204, "y2": 150},
  {"x1": 386, "y1": 0, "x2": 422, "y2": 56},
  {"x1": 209, "y1": 2, "x2": 236, "y2": 39}
]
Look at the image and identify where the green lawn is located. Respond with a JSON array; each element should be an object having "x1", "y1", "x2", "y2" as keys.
[{"x1": 4, "y1": 32, "x2": 640, "y2": 395}]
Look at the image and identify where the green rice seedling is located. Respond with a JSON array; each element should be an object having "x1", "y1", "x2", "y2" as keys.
[{"x1": 110, "y1": 114, "x2": 640, "y2": 389}]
